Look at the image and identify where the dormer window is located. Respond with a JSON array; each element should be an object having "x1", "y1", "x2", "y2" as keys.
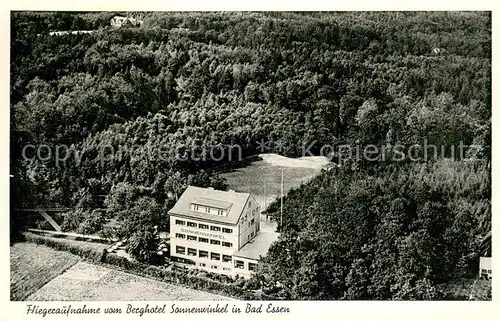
[{"x1": 191, "y1": 197, "x2": 232, "y2": 217}]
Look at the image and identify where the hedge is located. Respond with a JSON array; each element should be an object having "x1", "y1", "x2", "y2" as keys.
[
  {"x1": 23, "y1": 233, "x2": 275, "y2": 300},
  {"x1": 101, "y1": 252, "x2": 273, "y2": 300},
  {"x1": 24, "y1": 232, "x2": 106, "y2": 263}
]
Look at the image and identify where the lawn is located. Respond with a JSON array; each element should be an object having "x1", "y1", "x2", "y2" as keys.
[
  {"x1": 28, "y1": 261, "x2": 233, "y2": 301},
  {"x1": 222, "y1": 153, "x2": 331, "y2": 211},
  {"x1": 10, "y1": 242, "x2": 80, "y2": 301}
]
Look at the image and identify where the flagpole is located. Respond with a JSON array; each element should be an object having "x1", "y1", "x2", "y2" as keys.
[
  {"x1": 264, "y1": 180, "x2": 267, "y2": 221},
  {"x1": 280, "y1": 168, "x2": 283, "y2": 230}
]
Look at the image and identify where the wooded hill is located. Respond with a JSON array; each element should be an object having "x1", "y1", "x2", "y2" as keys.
[{"x1": 11, "y1": 11, "x2": 491, "y2": 299}]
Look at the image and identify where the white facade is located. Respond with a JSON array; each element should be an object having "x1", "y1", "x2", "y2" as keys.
[
  {"x1": 169, "y1": 188, "x2": 263, "y2": 278},
  {"x1": 110, "y1": 16, "x2": 144, "y2": 28},
  {"x1": 479, "y1": 257, "x2": 492, "y2": 280}
]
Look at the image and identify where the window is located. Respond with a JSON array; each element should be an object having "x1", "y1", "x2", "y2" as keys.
[
  {"x1": 222, "y1": 255, "x2": 232, "y2": 263},
  {"x1": 211, "y1": 253, "x2": 220, "y2": 261},
  {"x1": 234, "y1": 260, "x2": 244, "y2": 269},
  {"x1": 187, "y1": 235, "x2": 197, "y2": 241},
  {"x1": 175, "y1": 233, "x2": 185, "y2": 239},
  {"x1": 211, "y1": 265, "x2": 218, "y2": 269},
  {"x1": 187, "y1": 222, "x2": 197, "y2": 227},
  {"x1": 223, "y1": 267, "x2": 230, "y2": 271},
  {"x1": 199, "y1": 250, "x2": 208, "y2": 258},
  {"x1": 193, "y1": 205, "x2": 199, "y2": 211},
  {"x1": 217, "y1": 210, "x2": 223, "y2": 215},
  {"x1": 248, "y1": 262, "x2": 257, "y2": 271},
  {"x1": 199, "y1": 237, "x2": 209, "y2": 243},
  {"x1": 250, "y1": 232, "x2": 254, "y2": 238},
  {"x1": 222, "y1": 242, "x2": 233, "y2": 247},
  {"x1": 210, "y1": 226, "x2": 221, "y2": 232},
  {"x1": 205, "y1": 207, "x2": 210, "y2": 213},
  {"x1": 488, "y1": 270, "x2": 492, "y2": 273},
  {"x1": 210, "y1": 239, "x2": 221, "y2": 245},
  {"x1": 222, "y1": 228, "x2": 233, "y2": 233},
  {"x1": 482, "y1": 269, "x2": 488, "y2": 273},
  {"x1": 176, "y1": 246, "x2": 185, "y2": 255},
  {"x1": 251, "y1": 218, "x2": 255, "y2": 225},
  {"x1": 199, "y1": 263, "x2": 206, "y2": 267},
  {"x1": 187, "y1": 248, "x2": 197, "y2": 256},
  {"x1": 175, "y1": 220, "x2": 185, "y2": 225},
  {"x1": 199, "y1": 224, "x2": 209, "y2": 229}
]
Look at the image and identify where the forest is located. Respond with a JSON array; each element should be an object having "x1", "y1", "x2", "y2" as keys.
[{"x1": 10, "y1": 11, "x2": 491, "y2": 299}]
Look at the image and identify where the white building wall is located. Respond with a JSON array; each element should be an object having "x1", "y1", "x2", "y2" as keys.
[
  {"x1": 238, "y1": 196, "x2": 260, "y2": 249},
  {"x1": 232, "y1": 257, "x2": 259, "y2": 278},
  {"x1": 479, "y1": 257, "x2": 492, "y2": 279},
  {"x1": 170, "y1": 200, "x2": 261, "y2": 278},
  {"x1": 170, "y1": 214, "x2": 239, "y2": 275}
]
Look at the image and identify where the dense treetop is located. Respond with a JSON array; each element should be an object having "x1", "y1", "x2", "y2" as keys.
[{"x1": 10, "y1": 11, "x2": 490, "y2": 299}]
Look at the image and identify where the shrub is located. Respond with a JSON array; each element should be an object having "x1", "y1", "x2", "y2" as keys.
[
  {"x1": 23, "y1": 232, "x2": 275, "y2": 300},
  {"x1": 60, "y1": 208, "x2": 88, "y2": 232},
  {"x1": 77, "y1": 210, "x2": 107, "y2": 235},
  {"x1": 100, "y1": 252, "x2": 273, "y2": 300},
  {"x1": 24, "y1": 232, "x2": 105, "y2": 262},
  {"x1": 126, "y1": 226, "x2": 162, "y2": 264}
]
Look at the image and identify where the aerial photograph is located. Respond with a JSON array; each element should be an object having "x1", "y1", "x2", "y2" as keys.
[{"x1": 10, "y1": 11, "x2": 491, "y2": 301}]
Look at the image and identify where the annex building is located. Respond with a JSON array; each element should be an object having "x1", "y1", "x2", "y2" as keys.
[{"x1": 169, "y1": 186, "x2": 279, "y2": 278}]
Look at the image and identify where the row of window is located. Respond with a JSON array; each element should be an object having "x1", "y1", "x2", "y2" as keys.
[
  {"x1": 241, "y1": 205, "x2": 259, "y2": 223},
  {"x1": 192, "y1": 205, "x2": 226, "y2": 216},
  {"x1": 235, "y1": 260, "x2": 258, "y2": 271},
  {"x1": 481, "y1": 268, "x2": 492, "y2": 274},
  {"x1": 176, "y1": 246, "x2": 258, "y2": 271},
  {"x1": 176, "y1": 246, "x2": 232, "y2": 262},
  {"x1": 198, "y1": 262, "x2": 231, "y2": 271},
  {"x1": 175, "y1": 219, "x2": 233, "y2": 233},
  {"x1": 175, "y1": 233, "x2": 233, "y2": 247}
]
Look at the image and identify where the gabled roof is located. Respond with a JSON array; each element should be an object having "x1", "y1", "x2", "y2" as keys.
[
  {"x1": 168, "y1": 186, "x2": 251, "y2": 225},
  {"x1": 192, "y1": 197, "x2": 233, "y2": 210}
]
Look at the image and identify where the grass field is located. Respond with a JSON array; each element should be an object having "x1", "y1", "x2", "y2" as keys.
[
  {"x1": 10, "y1": 242, "x2": 80, "y2": 301},
  {"x1": 28, "y1": 261, "x2": 233, "y2": 301},
  {"x1": 222, "y1": 153, "x2": 331, "y2": 211}
]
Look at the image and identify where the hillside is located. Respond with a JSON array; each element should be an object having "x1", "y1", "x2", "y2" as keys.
[
  {"x1": 10, "y1": 11, "x2": 491, "y2": 300},
  {"x1": 223, "y1": 153, "x2": 331, "y2": 211}
]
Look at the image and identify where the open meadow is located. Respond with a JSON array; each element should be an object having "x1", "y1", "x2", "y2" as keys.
[
  {"x1": 222, "y1": 154, "x2": 331, "y2": 211},
  {"x1": 10, "y1": 242, "x2": 80, "y2": 300}
]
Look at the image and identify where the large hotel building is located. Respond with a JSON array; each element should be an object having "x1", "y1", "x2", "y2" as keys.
[{"x1": 169, "y1": 186, "x2": 279, "y2": 278}]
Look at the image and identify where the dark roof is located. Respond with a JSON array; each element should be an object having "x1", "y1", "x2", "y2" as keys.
[{"x1": 168, "y1": 186, "x2": 251, "y2": 225}]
